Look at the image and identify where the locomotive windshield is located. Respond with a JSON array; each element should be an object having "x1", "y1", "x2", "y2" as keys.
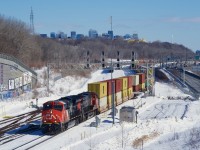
[
  {"x1": 43, "y1": 102, "x2": 63, "y2": 111},
  {"x1": 43, "y1": 103, "x2": 53, "y2": 110},
  {"x1": 54, "y1": 104, "x2": 63, "y2": 111}
]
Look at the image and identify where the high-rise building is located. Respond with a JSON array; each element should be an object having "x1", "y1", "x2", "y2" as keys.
[
  {"x1": 76, "y1": 34, "x2": 84, "y2": 39},
  {"x1": 71, "y1": 31, "x2": 76, "y2": 39},
  {"x1": 57, "y1": 32, "x2": 66, "y2": 39},
  {"x1": 108, "y1": 30, "x2": 113, "y2": 39},
  {"x1": 89, "y1": 29, "x2": 98, "y2": 38},
  {"x1": 50, "y1": 32, "x2": 56, "y2": 38}
]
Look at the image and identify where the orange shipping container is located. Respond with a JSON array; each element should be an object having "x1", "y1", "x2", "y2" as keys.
[
  {"x1": 137, "y1": 73, "x2": 145, "y2": 84},
  {"x1": 127, "y1": 76, "x2": 133, "y2": 88}
]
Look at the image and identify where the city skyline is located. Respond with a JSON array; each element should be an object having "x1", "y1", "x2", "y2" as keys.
[{"x1": 0, "y1": 0, "x2": 200, "y2": 51}]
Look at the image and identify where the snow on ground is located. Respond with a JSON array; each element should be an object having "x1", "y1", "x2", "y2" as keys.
[{"x1": 0, "y1": 68, "x2": 200, "y2": 150}]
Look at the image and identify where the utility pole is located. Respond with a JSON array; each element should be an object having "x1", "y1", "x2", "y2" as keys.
[
  {"x1": 111, "y1": 61, "x2": 115, "y2": 125},
  {"x1": 110, "y1": 15, "x2": 115, "y2": 125},
  {"x1": 30, "y1": 7, "x2": 34, "y2": 33}
]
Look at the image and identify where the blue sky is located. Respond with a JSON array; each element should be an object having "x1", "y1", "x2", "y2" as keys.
[{"x1": 0, "y1": 0, "x2": 200, "y2": 51}]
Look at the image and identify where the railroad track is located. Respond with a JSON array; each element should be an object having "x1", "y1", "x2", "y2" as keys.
[
  {"x1": 0, "y1": 125, "x2": 41, "y2": 145},
  {"x1": 0, "y1": 110, "x2": 40, "y2": 125},
  {"x1": 0, "y1": 110, "x2": 41, "y2": 137},
  {"x1": 12, "y1": 134, "x2": 56, "y2": 150}
]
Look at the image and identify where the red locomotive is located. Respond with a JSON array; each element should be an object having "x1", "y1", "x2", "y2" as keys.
[{"x1": 41, "y1": 92, "x2": 99, "y2": 134}]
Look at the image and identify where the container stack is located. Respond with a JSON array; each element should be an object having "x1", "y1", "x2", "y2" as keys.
[
  {"x1": 137, "y1": 73, "x2": 146, "y2": 91},
  {"x1": 103, "y1": 79, "x2": 115, "y2": 109},
  {"x1": 115, "y1": 78, "x2": 123, "y2": 105},
  {"x1": 132, "y1": 74, "x2": 140, "y2": 92},
  {"x1": 88, "y1": 82, "x2": 107, "y2": 113},
  {"x1": 127, "y1": 76, "x2": 133, "y2": 99},
  {"x1": 120, "y1": 77, "x2": 128, "y2": 102}
]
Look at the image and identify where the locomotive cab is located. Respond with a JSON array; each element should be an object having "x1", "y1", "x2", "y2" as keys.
[{"x1": 41, "y1": 101, "x2": 68, "y2": 134}]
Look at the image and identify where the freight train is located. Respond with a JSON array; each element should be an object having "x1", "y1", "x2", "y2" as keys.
[{"x1": 41, "y1": 73, "x2": 146, "y2": 134}]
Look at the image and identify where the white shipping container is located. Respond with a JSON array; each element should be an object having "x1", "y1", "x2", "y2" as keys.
[
  {"x1": 115, "y1": 91, "x2": 122, "y2": 105},
  {"x1": 133, "y1": 75, "x2": 139, "y2": 86},
  {"x1": 99, "y1": 96, "x2": 108, "y2": 113}
]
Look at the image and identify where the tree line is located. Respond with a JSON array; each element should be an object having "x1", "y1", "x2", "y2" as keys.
[{"x1": 0, "y1": 15, "x2": 195, "y2": 69}]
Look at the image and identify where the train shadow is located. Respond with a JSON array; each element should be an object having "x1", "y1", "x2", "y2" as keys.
[{"x1": 6, "y1": 120, "x2": 43, "y2": 136}]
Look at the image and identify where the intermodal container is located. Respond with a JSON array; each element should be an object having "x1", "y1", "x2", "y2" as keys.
[
  {"x1": 88, "y1": 82, "x2": 107, "y2": 98},
  {"x1": 108, "y1": 95, "x2": 112, "y2": 109},
  {"x1": 139, "y1": 83, "x2": 146, "y2": 91},
  {"x1": 137, "y1": 73, "x2": 145, "y2": 84},
  {"x1": 98, "y1": 96, "x2": 108, "y2": 113},
  {"x1": 133, "y1": 85, "x2": 140, "y2": 92},
  {"x1": 127, "y1": 87, "x2": 133, "y2": 99},
  {"x1": 127, "y1": 76, "x2": 133, "y2": 88},
  {"x1": 120, "y1": 77, "x2": 128, "y2": 90},
  {"x1": 103, "y1": 80, "x2": 115, "y2": 95},
  {"x1": 115, "y1": 78, "x2": 122, "y2": 93},
  {"x1": 122, "y1": 89, "x2": 128, "y2": 102},
  {"x1": 132, "y1": 75, "x2": 139, "y2": 86},
  {"x1": 107, "y1": 94, "x2": 116, "y2": 109},
  {"x1": 115, "y1": 91, "x2": 122, "y2": 105}
]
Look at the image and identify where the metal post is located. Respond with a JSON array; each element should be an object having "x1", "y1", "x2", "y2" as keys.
[
  {"x1": 47, "y1": 63, "x2": 49, "y2": 97},
  {"x1": 183, "y1": 68, "x2": 185, "y2": 84},
  {"x1": 86, "y1": 51, "x2": 90, "y2": 68},
  {"x1": 101, "y1": 51, "x2": 105, "y2": 69},
  {"x1": 111, "y1": 60, "x2": 115, "y2": 125},
  {"x1": 117, "y1": 51, "x2": 120, "y2": 69}
]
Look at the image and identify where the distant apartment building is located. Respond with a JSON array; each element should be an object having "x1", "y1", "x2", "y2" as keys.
[
  {"x1": 108, "y1": 30, "x2": 113, "y2": 39},
  {"x1": 123, "y1": 34, "x2": 132, "y2": 39},
  {"x1": 50, "y1": 32, "x2": 56, "y2": 38},
  {"x1": 57, "y1": 32, "x2": 67, "y2": 39},
  {"x1": 76, "y1": 34, "x2": 84, "y2": 40},
  {"x1": 71, "y1": 31, "x2": 76, "y2": 39},
  {"x1": 40, "y1": 34, "x2": 47, "y2": 38},
  {"x1": 102, "y1": 33, "x2": 109, "y2": 38},
  {"x1": 89, "y1": 29, "x2": 98, "y2": 38},
  {"x1": 114, "y1": 35, "x2": 122, "y2": 39}
]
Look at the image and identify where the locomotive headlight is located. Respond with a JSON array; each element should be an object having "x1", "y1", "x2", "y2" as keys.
[
  {"x1": 50, "y1": 110, "x2": 52, "y2": 114},
  {"x1": 44, "y1": 120, "x2": 46, "y2": 122},
  {"x1": 54, "y1": 121, "x2": 57, "y2": 123}
]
